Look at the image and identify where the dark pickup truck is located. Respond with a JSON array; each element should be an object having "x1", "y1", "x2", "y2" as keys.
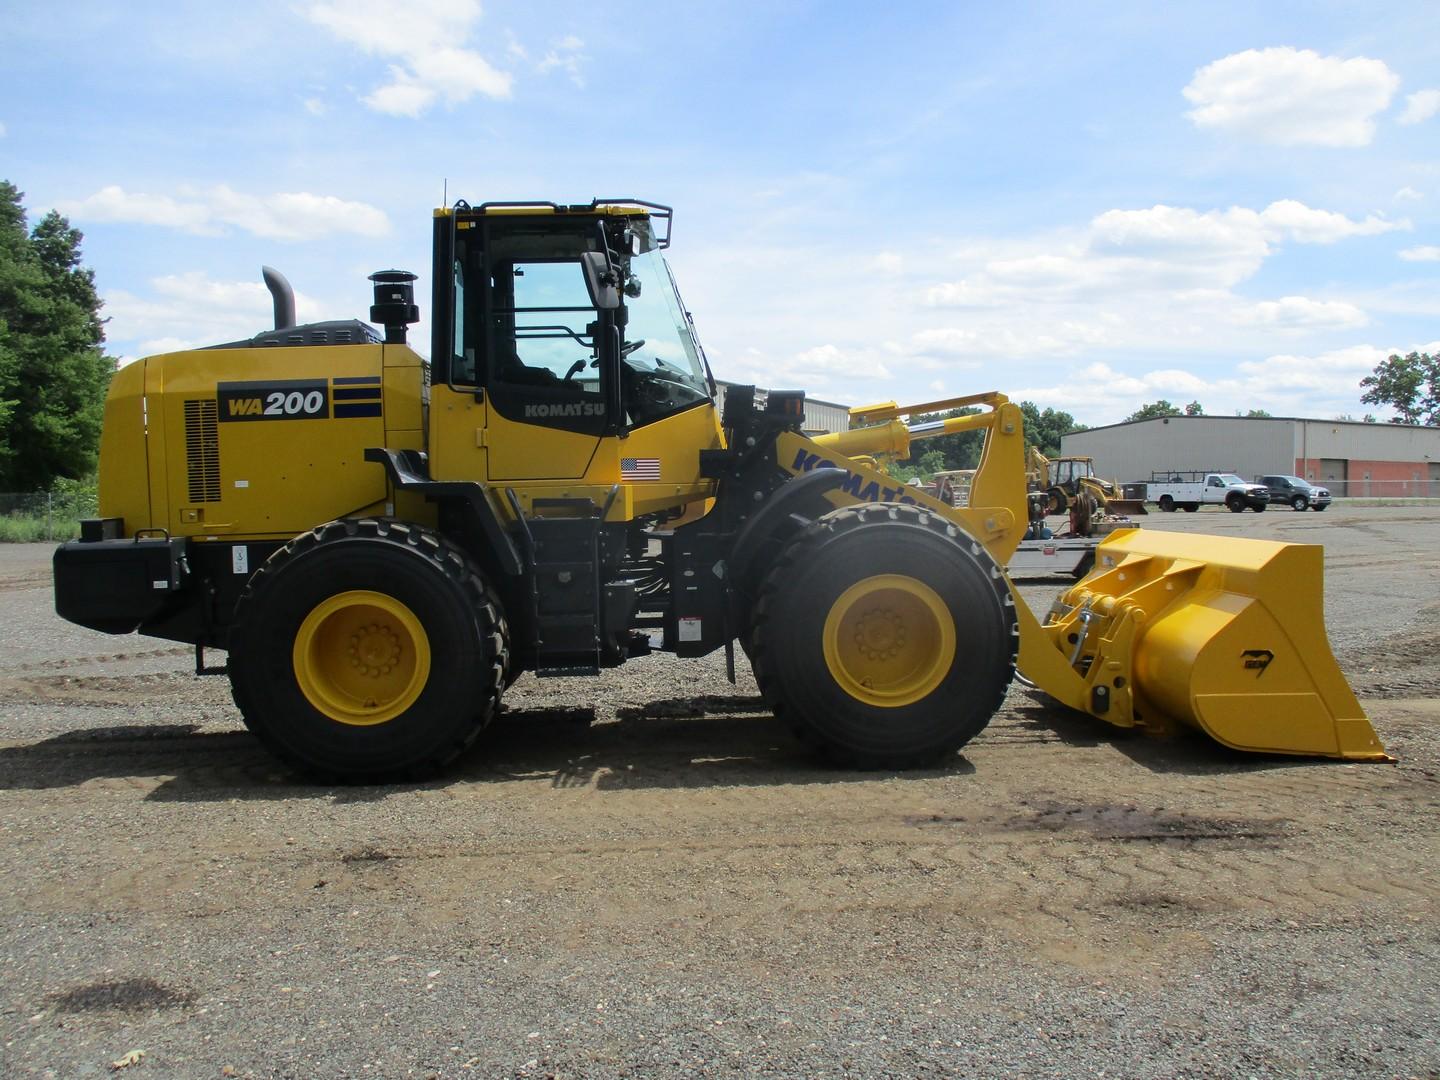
[{"x1": 1256, "y1": 474, "x2": 1332, "y2": 511}]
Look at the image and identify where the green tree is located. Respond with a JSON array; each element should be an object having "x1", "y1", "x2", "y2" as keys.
[
  {"x1": 1184, "y1": 399, "x2": 1205, "y2": 416},
  {"x1": 905, "y1": 406, "x2": 985, "y2": 472},
  {"x1": 1241, "y1": 408, "x2": 1271, "y2": 417},
  {"x1": 1124, "y1": 399, "x2": 1182, "y2": 422},
  {"x1": 1359, "y1": 351, "x2": 1438, "y2": 425},
  {"x1": 0, "y1": 181, "x2": 113, "y2": 491},
  {"x1": 1018, "y1": 401, "x2": 1086, "y2": 457}
]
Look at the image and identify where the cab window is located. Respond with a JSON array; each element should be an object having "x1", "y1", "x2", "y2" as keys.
[{"x1": 490, "y1": 260, "x2": 600, "y2": 391}]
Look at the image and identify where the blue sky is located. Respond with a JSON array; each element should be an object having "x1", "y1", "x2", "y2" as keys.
[{"x1": 3, "y1": 1, "x2": 1437, "y2": 423}]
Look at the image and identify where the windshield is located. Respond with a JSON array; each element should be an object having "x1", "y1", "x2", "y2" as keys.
[
  {"x1": 620, "y1": 249, "x2": 712, "y2": 426},
  {"x1": 1217, "y1": 474, "x2": 1244, "y2": 486}
]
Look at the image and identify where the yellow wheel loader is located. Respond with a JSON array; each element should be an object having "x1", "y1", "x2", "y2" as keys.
[{"x1": 52, "y1": 199, "x2": 1391, "y2": 779}]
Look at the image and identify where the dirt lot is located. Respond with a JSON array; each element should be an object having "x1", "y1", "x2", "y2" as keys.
[{"x1": 2, "y1": 504, "x2": 1438, "y2": 1078}]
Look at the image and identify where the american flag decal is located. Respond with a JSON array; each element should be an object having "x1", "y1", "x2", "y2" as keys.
[{"x1": 621, "y1": 457, "x2": 661, "y2": 481}]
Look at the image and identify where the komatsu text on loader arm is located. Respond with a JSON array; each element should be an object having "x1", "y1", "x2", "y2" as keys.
[{"x1": 52, "y1": 199, "x2": 1391, "y2": 778}]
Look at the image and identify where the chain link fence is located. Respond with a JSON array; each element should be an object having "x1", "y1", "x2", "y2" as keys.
[{"x1": 0, "y1": 490, "x2": 100, "y2": 542}]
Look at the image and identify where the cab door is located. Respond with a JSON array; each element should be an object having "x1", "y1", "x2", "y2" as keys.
[{"x1": 482, "y1": 258, "x2": 608, "y2": 481}]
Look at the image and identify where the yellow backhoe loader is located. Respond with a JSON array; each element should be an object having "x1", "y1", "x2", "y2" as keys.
[
  {"x1": 52, "y1": 199, "x2": 1390, "y2": 778},
  {"x1": 1026, "y1": 447, "x2": 1148, "y2": 532}
]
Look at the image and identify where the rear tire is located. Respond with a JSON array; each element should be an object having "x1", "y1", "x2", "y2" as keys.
[
  {"x1": 1071, "y1": 491, "x2": 1098, "y2": 537},
  {"x1": 1158, "y1": 495, "x2": 1176, "y2": 512},
  {"x1": 750, "y1": 504, "x2": 1016, "y2": 769},
  {"x1": 1291, "y1": 495, "x2": 1308, "y2": 511},
  {"x1": 228, "y1": 518, "x2": 508, "y2": 781},
  {"x1": 1046, "y1": 486, "x2": 1068, "y2": 515}
]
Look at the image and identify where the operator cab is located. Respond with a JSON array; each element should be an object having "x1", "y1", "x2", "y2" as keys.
[{"x1": 432, "y1": 200, "x2": 713, "y2": 444}]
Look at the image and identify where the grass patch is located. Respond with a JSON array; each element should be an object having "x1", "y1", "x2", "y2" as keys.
[
  {"x1": 0, "y1": 514, "x2": 84, "y2": 542},
  {"x1": 0, "y1": 481, "x2": 97, "y2": 542}
]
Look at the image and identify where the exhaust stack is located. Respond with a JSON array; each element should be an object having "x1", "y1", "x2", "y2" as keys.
[{"x1": 262, "y1": 266, "x2": 296, "y2": 331}]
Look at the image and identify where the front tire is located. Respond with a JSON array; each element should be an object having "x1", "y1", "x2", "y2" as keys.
[
  {"x1": 750, "y1": 504, "x2": 1016, "y2": 769},
  {"x1": 1291, "y1": 495, "x2": 1308, "y2": 511},
  {"x1": 1226, "y1": 493, "x2": 1245, "y2": 513},
  {"x1": 229, "y1": 519, "x2": 508, "y2": 780}
]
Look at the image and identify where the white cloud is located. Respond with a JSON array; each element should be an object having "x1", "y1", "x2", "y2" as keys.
[
  {"x1": 60, "y1": 186, "x2": 215, "y2": 232},
  {"x1": 136, "y1": 336, "x2": 204, "y2": 356},
  {"x1": 1183, "y1": 47, "x2": 1399, "y2": 147},
  {"x1": 792, "y1": 343, "x2": 890, "y2": 379},
  {"x1": 1256, "y1": 199, "x2": 1402, "y2": 243},
  {"x1": 1398, "y1": 88, "x2": 1440, "y2": 126},
  {"x1": 1233, "y1": 345, "x2": 1401, "y2": 396},
  {"x1": 926, "y1": 200, "x2": 1405, "y2": 307},
  {"x1": 304, "y1": 97, "x2": 328, "y2": 117},
  {"x1": 103, "y1": 272, "x2": 324, "y2": 355},
  {"x1": 714, "y1": 341, "x2": 895, "y2": 391},
  {"x1": 1393, "y1": 186, "x2": 1423, "y2": 203},
  {"x1": 912, "y1": 323, "x2": 1106, "y2": 359},
  {"x1": 1013, "y1": 346, "x2": 1396, "y2": 423},
  {"x1": 1233, "y1": 296, "x2": 1368, "y2": 330},
  {"x1": 536, "y1": 35, "x2": 587, "y2": 88},
  {"x1": 680, "y1": 206, "x2": 1421, "y2": 420},
  {"x1": 59, "y1": 184, "x2": 390, "y2": 241},
  {"x1": 363, "y1": 71, "x2": 438, "y2": 118},
  {"x1": 1399, "y1": 245, "x2": 1440, "y2": 262},
  {"x1": 305, "y1": 0, "x2": 511, "y2": 116}
]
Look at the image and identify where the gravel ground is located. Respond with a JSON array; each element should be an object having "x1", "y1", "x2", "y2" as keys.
[{"x1": 1, "y1": 503, "x2": 1437, "y2": 1079}]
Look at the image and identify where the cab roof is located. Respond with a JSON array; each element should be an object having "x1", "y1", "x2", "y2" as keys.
[{"x1": 435, "y1": 198, "x2": 673, "y2": 246}]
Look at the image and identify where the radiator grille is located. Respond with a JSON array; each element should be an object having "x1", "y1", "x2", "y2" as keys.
[{"x1": 184, "y1": 399, "x2": 221, "y2": 503}]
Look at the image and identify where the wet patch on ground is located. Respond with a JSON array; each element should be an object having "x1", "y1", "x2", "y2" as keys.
[{"x1": 49, "y1": 977, "x2": 195, "y2": 1013}]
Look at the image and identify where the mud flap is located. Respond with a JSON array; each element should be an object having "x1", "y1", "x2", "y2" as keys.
[{"x1": 1020, "y1": 528, "x2": 1392, "y2": 761}]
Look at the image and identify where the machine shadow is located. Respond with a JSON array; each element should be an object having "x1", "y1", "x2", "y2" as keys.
[
  {"x1": 443, "y1": 697, "x2": 979, "y2": 791},
  {"x1": 1011, "y1": 699, "x2": 1352, "y2": 775},
  {"x1": 0, "y1": 696, "x2": 978, "y2": 802}
]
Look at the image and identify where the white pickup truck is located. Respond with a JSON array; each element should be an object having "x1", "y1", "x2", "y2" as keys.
[{"x1": 1146, "y1": 472, "x2": 1270, "y2": 513}]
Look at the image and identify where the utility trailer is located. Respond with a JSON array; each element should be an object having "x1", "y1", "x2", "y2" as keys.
[{"x1": 1008, "y1": 536, "x2": 1099, "y2": 579}]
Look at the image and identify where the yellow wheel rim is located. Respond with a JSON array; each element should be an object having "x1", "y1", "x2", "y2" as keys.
[
  {"x1": 292, "y1": 590, "x2": 431, "y2": 727},
  {"x1": 822, "y1": 574, "x2": 956, "y2": 708}
]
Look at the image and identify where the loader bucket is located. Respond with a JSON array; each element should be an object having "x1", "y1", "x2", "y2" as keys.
[
  {"x1": 1103, "y1": 499, "x2": 1148, "y2": 517},
  {"x1": 1030, "y1": 528, "x2": 1391, "y2": 761}
]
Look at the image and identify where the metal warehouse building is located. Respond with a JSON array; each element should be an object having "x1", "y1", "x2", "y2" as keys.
[
  {"x1": 1061, "y1": 415, "x2": 1440, "y2": 498},
  {"x1": 713, "y1": 380, "x2": 851, "y2": 435}
]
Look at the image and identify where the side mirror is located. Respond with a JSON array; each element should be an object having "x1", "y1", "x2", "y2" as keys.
[{"x1": 581, "y1": 251, "x2": 620, "y2": 310}]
